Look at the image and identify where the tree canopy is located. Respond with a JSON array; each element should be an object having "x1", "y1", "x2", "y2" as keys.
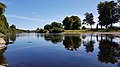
[
  {"x1": 62, "y1": 16, "x2": 81, "y2": 30},
  {"x1": 97, "y1": 1, "x2": 120, "y2": 29},
  {"x1": 83, "y1": 12, "x2": 95, "y2": 30}
]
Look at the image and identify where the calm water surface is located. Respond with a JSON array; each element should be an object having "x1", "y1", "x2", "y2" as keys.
[{"x1": 0, "y1": 33, "x2": 120, "y2": 67}]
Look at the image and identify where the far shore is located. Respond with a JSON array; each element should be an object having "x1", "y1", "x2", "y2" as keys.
[
  {"x1": 63, "y1": 32, "x2": 120, "y2": 34},
  {"x1": 62, "y1": 30, "x2": 120, "y2": 34}
]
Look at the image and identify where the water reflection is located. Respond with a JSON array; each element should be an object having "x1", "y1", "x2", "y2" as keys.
[
  {"x1": 3, "y1": 33, "x2": 120, "y2": 67},
  {"x1": 98, "y1": 34, "x2": 120, "y2": 64},
  {"x1": 42, "y1": 33, "x2": 120, "y2": 65},
  {"x1": 44, "y1": 34, "x2": 63, "y2": 44},
  {"x1": 0, "y1": 48, "x2": 7, "y2": 67},
  {"x1": 0, "y1": 33, "x2": 16, "y2": 66},
  {"x1": 9, "y1": 34, "x2": 16, "y2": 42},
  {"x1": 4, "y1": 33, "x2": 16, "y2": 44},
  {"x1": 63, "y1": 35, "x2": 81, "y2": 51},
  {"x1": 83, "y1": 34, "x2": 95, "y2": 53}
]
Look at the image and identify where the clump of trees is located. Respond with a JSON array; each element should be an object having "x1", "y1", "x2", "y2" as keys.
[
  {"x1": 62, "y1": 16, "x2": 81, "y2": 30},
  {"x1": 35, "y1": 28, "x2": 48, "y2": 33},
  {"x1": 0, "y1": 2, "x2": 19, "y2": 34},
  {"x1": 97, "y1": 1, "x2": 120, "y2": 29},
  {"x1": 44, "y1": 22, "x2": 64, "y2": 33},
  {"x1": 36, "y1": 22, "x2": 64, "y2": 33},
  {"x1": 0, "y1": 2, "x2": 9, "y2": 34}
]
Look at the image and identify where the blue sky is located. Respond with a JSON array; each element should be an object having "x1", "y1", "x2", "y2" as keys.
[{"x1": 0, "y1": 0, "x2": 118, "y2": 30}]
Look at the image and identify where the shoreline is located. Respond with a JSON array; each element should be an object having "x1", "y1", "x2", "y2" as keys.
[
  {"x1": 0, "y1": 34, "x2": 6, "y2": 50},
  {"x1": 62, "y1": 31, "x2": 120, "y2": 34}
]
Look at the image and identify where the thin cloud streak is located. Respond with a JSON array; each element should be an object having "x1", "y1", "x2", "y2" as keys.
[{"x1": 6, "y1": 14, "x2": 51, "y2": 22}]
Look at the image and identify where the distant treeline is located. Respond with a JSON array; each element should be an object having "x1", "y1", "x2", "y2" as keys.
[
  {"x1": 0, "y1": 1, "x2": 120, "y2": 34},
  {"x1": 36, "y1": 1, "x2": 120, "y2": 33},
  {"x1": 0, "y1": 2, "x2": 33, "y2": 34}
]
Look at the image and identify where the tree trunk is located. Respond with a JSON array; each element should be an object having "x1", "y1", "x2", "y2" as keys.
[
  {"x1": 90, "y1": 25, "x2": 92, "y2": 30},
  {"x1": 101, "y1": 25, "x2": 102, "y2": 30},
  {"x1": 96, "y1": 24, "x2": 98, "y2": 30},
  {"x1": 106, "y1": 25, "x2": 108, "y2": 29},
  {"x1": 110, "y1": 23, "x2": 113, "y2": 28}
]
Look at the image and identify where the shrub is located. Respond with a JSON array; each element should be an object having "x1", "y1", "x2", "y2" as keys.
[{"x1": 49, "y1": 28, "x2": 64, "y2": 33}]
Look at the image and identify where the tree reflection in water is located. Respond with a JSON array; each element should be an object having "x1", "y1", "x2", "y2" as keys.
[
  {"x1": 44, "y1": 34, "x2": 63, "y2": 44},
  {"x1": 5, "y1": 33, "x2": 120, "y2": 66},
  {"x1": 9, "y1": 33, "x2": 16, "y2": 42},
  {"x1": 63, "y1": 35, "x2": 81, "y2": 51},
  {"x1": 98, "y1": 34, "x2": 120, "y2": 64},
  {"x1": 4, "y1": 33, "x2": 16, "y2": 44},
  {"x1": 0, "y1": 48, "x2": 7, "y2": 67},
  {"x1": 83, "y1": 34, "x2": 95, "y2": 53}
]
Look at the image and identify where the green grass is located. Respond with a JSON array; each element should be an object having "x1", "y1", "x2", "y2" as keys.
[{"x1": 64, "y1": 30, "x2": 120, "y2": 33}]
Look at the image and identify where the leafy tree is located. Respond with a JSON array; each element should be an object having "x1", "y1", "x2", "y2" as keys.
[
  {"x1": 0, "y1": 2, "x2": 10, "y2": 34},
  {"x1": 35, "y1": 28, "x2": 47, "y2": 33},
  {"x1": 51, "y1": 22, "x2": 63, "y2": 28},
  {"x1": 62, "y1": 17, "x2": 73, "y2": 30},
  {"x1": 97, "y1": 1, "x2": 119, "y2": 29},
  {"x1": 82, "y1": 26, "x2": 86, "y2": 30},
  {"x1": 0, "y1": 2, "x2": 6, "y2": 15},
  {"x1": 10, "y1": 24, "x2": 16, "y2": 33},
  {"x1": 43, "y1": 22, "x2": 64, "y2": 33},
  {"x1": 83, "y1": 12, "x2": 95, "y2": 30},
  {"x1": 44, "y1": 24, "x2": 52, "y2": 31},
  {"x1": 10, "y1": 24, "x2": 16, "y2": 29},
  {"x1": 62, "y1": 16, "x2": 81, "y2": 30}
]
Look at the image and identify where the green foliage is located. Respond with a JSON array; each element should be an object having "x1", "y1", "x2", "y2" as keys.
[
  {"x1": 49, "y1": 28, "x2": 64, "y2": 33},
  {"x1": 0, "y1": 15, "x2": 9, "y2": 34},
  {"x1": 0, "y1": 2, "x2": 10, "y2": 34},
  {"x1": 35, "y1": 28, "x2": 48, "y2": 33},
  {"x1": 51, "y1": 22, "x2": 63, "y2": 28},
  {"x1": 9, "y1": 24, "x2": 16, "y2": 33},
  {"x1": 82, "y1": 26, "x2": 86, "y2": 30},
  {"x1": 97, "y1": 1, "x2": 119, "y2": 29},
  {"x1": 0, "y1": 2, "x2": 6, "y2": 15},
  {"x1": 44, "y1": 24, "x2": 52, "y2": 31},
  {"x1": 62, "y1": 16, "x2": 81, "y2": 30},
  {"x1": 83, "y1": 12, "x2": 95, "y2": 30},
  {"x1": 43, "y1": 22, "x2": 64, "y2": 33}
]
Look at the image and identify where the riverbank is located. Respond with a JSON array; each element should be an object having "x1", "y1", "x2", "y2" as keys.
[
  {"x1": 0, "y1": 33, "x2": 6, "y2": 50},
  {"x1": 63, "y1": 30, "x2": 120, "y2": 34}
]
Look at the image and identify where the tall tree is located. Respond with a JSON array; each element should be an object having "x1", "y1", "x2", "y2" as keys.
[
  {"x1": 70, "y1": 16, "x2": 81, "y2": 30},
  {"x1": 97, "y1": 1, "x2": 119, "y2": 29},
  {"x1": 0, "y1": 2, "x2": 6, "y2": 15},
  {"x1": 0, "y1": 2, "x2": 10, "y2": 34},
  {"x1": 83, "y1": 12, "x2": 95, "y2": 30}
]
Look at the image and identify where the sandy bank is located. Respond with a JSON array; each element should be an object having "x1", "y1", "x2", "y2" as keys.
[{"x1": 0, "y1": 38, "x2": 6, "y2": 50}]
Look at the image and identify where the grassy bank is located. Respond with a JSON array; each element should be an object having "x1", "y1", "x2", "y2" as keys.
[{"x1": 63, "y1": 30, "x2": 120, "y2": 34}]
